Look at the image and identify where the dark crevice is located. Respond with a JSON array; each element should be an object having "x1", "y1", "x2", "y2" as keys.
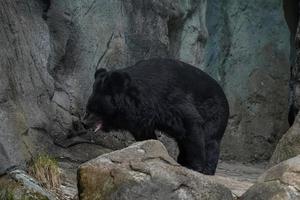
[
  {"x1": 54, "y1": 137, "x2": 96, "y2": 148},
  {"x1": 129, "y1": 164, "x2": 152, "y2": 177},
  {"x1": 40, "y1": 0, "x2": 51, "y2": 20},
  {"x1": 283, "y1": 0, "x2": 299, "y2": 37},
  {"x1": 172, "y1": 183, "x2": 191, "y2": 192},
  {"x1": 141, "y1": 156, "x2": 179, "y2": 166},
  {"x1": 284, "y1": 0, "x2": 300, "y2": 125},
  {"x1": 94, "y1": 32, "x2": 115, "y2": 72}
]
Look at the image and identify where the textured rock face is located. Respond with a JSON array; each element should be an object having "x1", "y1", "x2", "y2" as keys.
[
  {"x1": 241, "y1": 155, "x2": 300, "y2": 200},
  {"x1": 0, "y1": 0, "x2": 54, "y2": 175},
  {"x1": 269, "y1": 114, "x2": 300, "y2": 166},
  {"x1": 204, "y1": 0, "x2": 290, "y2": 161},
  {"x1": 0, "y1": 0, "x2": 291, "y2": 174},
  {"x1": 77, "y1": 140, "x2": 233, "y2": 200},
  {"x1": 0, "y1": 0, "x2": 207, "y2": 174}
]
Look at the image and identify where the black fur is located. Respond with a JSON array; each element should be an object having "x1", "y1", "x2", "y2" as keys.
[{"x1": 83, "y1": 58, "x2": 229, "y2": 175}]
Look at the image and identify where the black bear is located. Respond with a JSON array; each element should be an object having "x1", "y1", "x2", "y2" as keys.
[{"x1": 83, "y1": 58, "x2": 229, "y2": 175}]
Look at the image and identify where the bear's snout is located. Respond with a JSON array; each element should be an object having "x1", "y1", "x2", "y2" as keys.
[{"x1": 81, "y1": 112, "x2": 102, "y2": 131}]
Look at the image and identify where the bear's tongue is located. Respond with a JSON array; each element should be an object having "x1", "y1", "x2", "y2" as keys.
[{"x1": 94, "y1": 122, "x2": 102, "y2": 132}]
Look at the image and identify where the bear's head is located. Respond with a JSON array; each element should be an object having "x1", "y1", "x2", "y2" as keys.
[{"x1": 82, "y1": 68, "x2": 139, "y2": 132}]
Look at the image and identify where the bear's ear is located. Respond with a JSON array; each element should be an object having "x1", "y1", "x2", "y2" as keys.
[
  {"x1": 94, "y1": 68, "x2": 107, "y2": 79},
  {"x1": 106, "y1": 71, "x2": 131, "y2": 93}
]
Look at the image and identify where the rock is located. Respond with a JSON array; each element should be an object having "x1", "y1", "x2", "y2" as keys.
[
  {"x1": 155, "y1": 131, "x2": 179, "y2": 160},
  {"x1": 9, "y1": 170, "x2": 57, "y2": 200},
  {"x1": 0, "y1": 0, "x2": 53, "y2": 175},
  {"x1": 241, "y1": 155, "x2": 300, "y2": 200},
  {"x1": 0, "y1": 0, "x2": 208, "y2": 174},
  {"x1": 83, "y1": 130, "x2": 179, "y2": 161},
  {"x1": 269, "y1": 114, "x2": 300, "y2": 167},
  {"x1": 204, "y1": 0, "x2": 290, "y2": 162},
  {"x1": 213, "y1": 175, "x2": 253, "y2": 199},
  {"x1": 0, "y1": 0, "x2": 291, "y2": 175},
  {"x1": 213, "y1": 161, "x2": 266, "y2": 198},
  {"x1": 45, "y1": 0, "x2": 208, "y2": 151},
  {"x1": 0, "y1": 170, "x2": 57, "y2": 200},
  {"x1": 77, "y1": 140, "x2": 233, "y2": 200}
]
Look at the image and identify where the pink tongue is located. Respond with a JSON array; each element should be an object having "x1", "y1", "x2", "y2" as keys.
[{"x1": 94, "y1": 123, "x2": 102, "y2": 132}]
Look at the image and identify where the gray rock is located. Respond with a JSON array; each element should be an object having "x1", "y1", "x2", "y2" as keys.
[
  {"x1": 204, "y1": 0, "x2": 290, "y2": 162},
  {"x1": 77, "y1": 140, "x2": 233, "y2": 200},
  {"x1": 0, "y1": 0, "x2": 207, "y2": 174},
  {"x1": 0, "y1": 0, "x2": 53, "y2": 175},
  {"x1": 9, "y1": 170, "x2": 57, "y2": 200},
  {"x1": 0, "y1": 175, "x2": 51, "y2": 200},
  {"x1": 241, "y1": 155, "x2": 300, "y2": 200},
  {"x1": 0, "y1": 0, "x2": 291, "y2": 176},
  {"x1": 155, "y1": 131, "x2": 179, "y2": 160},
  {"x1": 269, "y1": 114, "x2": 300, "y2": 167},
  {"x1": 212, "y1": 161, "x2": 266, "y2": 198}
]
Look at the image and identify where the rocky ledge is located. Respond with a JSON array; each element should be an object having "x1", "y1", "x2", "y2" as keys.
[
  {"x1": 77, "y1": 140, "x2": 233, "y2": 200},
  {"x1": 241, "y1": 155, "x2": 300, "y2": 200}
]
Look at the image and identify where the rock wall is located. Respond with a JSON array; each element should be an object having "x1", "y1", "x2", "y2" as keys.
[
  {"x1": 0, "y1": 0, "x2": 291, "y2": 174},
  {"x1": 204, "y1": 0, "x2": 290, "y2": 161},
  {"x1": 0, "y1": 0, "x2": 207, "y2": 174},
  {"x1": 0, "y1": 0, "x2": 53, "y2": 174}
]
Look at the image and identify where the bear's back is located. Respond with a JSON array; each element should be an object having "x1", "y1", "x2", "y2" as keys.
[{"x1": 120, "y1": 58, "x2": 226, "y2": 101}]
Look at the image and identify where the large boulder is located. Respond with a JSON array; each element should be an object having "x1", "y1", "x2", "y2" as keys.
[
  {"x1": 77, "y1": 140, "x2": 233, "y2": 200},
  {"x1": 241, "y1": 155, "x2": 300, "y2": 200},
  {"x1": 269, "y1": 114, "x2": 300, "y2": 166}
]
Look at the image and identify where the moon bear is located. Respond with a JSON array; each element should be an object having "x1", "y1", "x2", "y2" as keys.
[{"x1": 83, "y1": 58, "x2": 229, "y2": 175}]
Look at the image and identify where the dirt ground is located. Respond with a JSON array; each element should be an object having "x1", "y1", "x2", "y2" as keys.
[{"x1": 214, "y1": 160, "x2": 266, "y2": 198}]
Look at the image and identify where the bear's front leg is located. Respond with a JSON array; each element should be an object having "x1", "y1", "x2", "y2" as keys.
[
  {"x1": 203, "y1": 139, "x2": 221, "y2": 175},
  {"x1": 177, "y1": 121, "x2": 206, "y2": 174}
]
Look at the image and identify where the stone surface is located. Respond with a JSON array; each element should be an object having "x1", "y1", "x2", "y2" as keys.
[
  {"x1": 241, "y1": 155, "x2": 300, "y2": 200},
  {"x1": 49, "y1": 157, "x2": 267, "y2": 199},
  {"x1": 204, "y1": 0, "x2": 290, "y2": 162},
  {"x1": 214, "y1": 161, "x2": 266, "y2": 198},
  {"x1": 269, "y1": 115, "x2": 300, "y2": 166},
  {"x1": 0, "y1": 0, "x2": 207, "y2": 174},
  {"x1": 9, "y1": 169, "x2": 57, "y2": 200},
  {"x1": 0, "y1": 0, "x2": 292, "y2": 176},
  {"x1": 0, "y1": 0, "x2": 54, "y2": 175},
  {"x1": 269, "y1": 114, "x2": 300, "y2": 167},
  {"x1": 77, "y1": 140, "x2": 233, "y2": 200},
  {"x1": 0, "y1": 170, "x2": 57, "y2": 200}
]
